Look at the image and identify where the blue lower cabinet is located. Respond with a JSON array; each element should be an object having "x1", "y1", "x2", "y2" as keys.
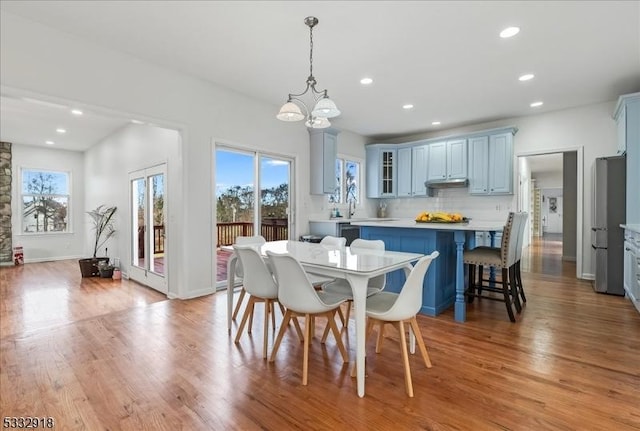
[{"x1": 361, "y1": 227, "x2": 457, "y2": 316}]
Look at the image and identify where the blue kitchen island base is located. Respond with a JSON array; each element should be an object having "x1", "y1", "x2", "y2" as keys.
[{"x1": 360, "y1": 226, "x2": 467, "y2": 316}]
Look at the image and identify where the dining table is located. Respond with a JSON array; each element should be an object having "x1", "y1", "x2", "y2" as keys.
[{"x1": 225, "y1": 239, "x2": 424, "y2": 397}]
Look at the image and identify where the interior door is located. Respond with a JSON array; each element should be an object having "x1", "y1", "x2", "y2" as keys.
[{"x1": 129, "y1": 164, "x2": 167, "y2": 293}]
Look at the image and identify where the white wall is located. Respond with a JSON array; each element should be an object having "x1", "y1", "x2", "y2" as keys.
[
  {"x1": 1, "y1": 12, "x2": 370, "y2": 298},
  {"x1": 533, "y1": 171, "x2": 563, "y2": 189},
  {"x1": 11, "y1": 144, "x2": 85, "y2": 262},
  {"x1": 85, "y1": 124, "x2": 180, "y2": 280}
]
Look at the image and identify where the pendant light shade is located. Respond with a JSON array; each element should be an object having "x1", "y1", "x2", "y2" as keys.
[
  {"x1": 277, "y1": 102, "x2": 305, "y2": 121},
  {"x1": 277, "y1": 16, "x2": 340, "y2": 129},
  {"x1": 305, "y1": 116, "x2": 331, "y2": 128},
  {"x1": 311, "y1": 97, "x2": 341, "y2": 118}
]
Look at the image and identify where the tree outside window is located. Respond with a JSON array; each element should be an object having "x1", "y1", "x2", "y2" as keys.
[
  {"x1": 22, "y1": 169, "x2": 69, "y2": 233},
  {"x1": 329, "y1": 158, "x2": 360, "y2": 204}
]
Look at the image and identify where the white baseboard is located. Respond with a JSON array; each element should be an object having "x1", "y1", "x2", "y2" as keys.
[
  {"x1": 581, "y1": 273, "x2": 595, "y2": 280},
  {"x1": 176, "y1": 286, "x2": 216, "y2": 299},
  {"x1": 24, "y1": 255, "x2": 83, "y2": 264}
]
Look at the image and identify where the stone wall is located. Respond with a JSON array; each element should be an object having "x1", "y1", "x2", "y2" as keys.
[{"x1": 0, "y1": 142, "x2": 12, "y2": 263}]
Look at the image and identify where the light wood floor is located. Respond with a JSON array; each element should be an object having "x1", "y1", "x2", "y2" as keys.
[{"x1": 1, "y1": 242, "x2": 639, "y2": 430}]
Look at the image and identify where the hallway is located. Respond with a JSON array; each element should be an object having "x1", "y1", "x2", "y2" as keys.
[{"x1": 521, "y1": 233, "x2": 575, "y2": 278}]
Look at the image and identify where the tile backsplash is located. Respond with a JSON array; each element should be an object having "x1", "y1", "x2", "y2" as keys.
[{"x1": 380, "y1": 188, "x2": 515, "y2": 221}]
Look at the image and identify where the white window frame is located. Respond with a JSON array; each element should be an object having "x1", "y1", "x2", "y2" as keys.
[
  {"x1": 20, "y1": 167, "x2": 71, "y2": 234},
  {"x1": 329, "y1": 156, "x2": 362, "y2": 206}
]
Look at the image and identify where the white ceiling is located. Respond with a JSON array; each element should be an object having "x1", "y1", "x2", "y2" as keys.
[
  {"x1": 1, "y1": 0, "x2": 639, "y2": 144},
  {"x1": 524, "y1": 153, "x2": 564, "y2": 175}
]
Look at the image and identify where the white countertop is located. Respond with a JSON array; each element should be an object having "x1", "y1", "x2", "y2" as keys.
[
  {"x1": 621, "y1": 224, "x2": 640, "y2": 234},
  {"x1": 350, "y1": 218, "x2": 504, "y2": 231}
]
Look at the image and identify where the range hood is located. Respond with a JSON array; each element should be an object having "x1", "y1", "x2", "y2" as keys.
[{"x1": 424, "y1": 178, "x2": 469, "y2": 189}]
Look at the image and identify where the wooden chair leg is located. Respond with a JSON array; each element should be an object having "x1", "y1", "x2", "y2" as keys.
[
  {"x1": 375, "y1": 320, "x2": 386, "y2": 353},
  {"x1": 291, "y1": 315, "x2": 305, "y2": 342},
  {"x1": 270, "y1": 301, "x2": 276, "y2": 329},
  {"x1": 516, "y1": 261, "x2": 527, "y2": 303},
  {"x1": 501, "y1": 268, "x2": 516, "y2": 322},
  {"x1": 343, "y1": 301, "x2": 352, "y2": 329},
  {"x1": 336, "y1": 306, "x2": 346, "y2": 327},
  {"x1": 234, "y1": 296, "x2": 256, "y2": 343},
  {"x1": 326, "y1": 311, "x2": 349, "y2": 363},
  {"x1": 320, "y1": 311, "x2": 333, "y2": 344},
  {"x1": 232, "y1": 288, "x2": 246, "y2": 320},
  {"x1": 398, "y1": 321, "x2": 414, "y2": 397},
  {"x1": 262, "y1": 299, "x2": 270, "y2": 359},
  {"x1": 510, "y1": 266, "x2": 522, "y2": 313},
  {"x1": 409, "y1": 317, "x2": 432, "y2": 368},
  {"x1": 269, "y1": 310, "x2": 291, "y2": 362},
  {"x1": 302, "y1": 314, "x2": 311, "y2": 386},
  {"x1": 247, "y1": 299, "x2": 255, "y2": 334},
  {"x1": 467, "y1": 264, "x2": 476, "y2": 303}
]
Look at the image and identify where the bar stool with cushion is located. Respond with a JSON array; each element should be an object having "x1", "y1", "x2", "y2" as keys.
[
  {"x1": 513, "y1": 213, "x2": 529, "y2": 305},
  {"x1": 363, "y1": 251, "x2": 439, "y2": 397},
  {"x1": 322, "y1": 238, "x2": 387, "y2": 329},
  {"x1": 266, "y1": 251, "x2": 351, "y2": 386},
  {"x1": 463, "y1": 212, "x2": 523, "y2": 322}
]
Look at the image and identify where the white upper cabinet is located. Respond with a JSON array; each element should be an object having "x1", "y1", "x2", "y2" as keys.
[
  {"x1": 309, "y1": 128, "x2": 338, "y2": 195},
  {"x1": 615, "y1": 92, "x2": 640, "y2": 223}
]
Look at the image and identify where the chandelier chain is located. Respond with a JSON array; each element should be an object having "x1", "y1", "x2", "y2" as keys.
[{"x1": 309, "y1": 25, "x2": 314, "y2": 81}]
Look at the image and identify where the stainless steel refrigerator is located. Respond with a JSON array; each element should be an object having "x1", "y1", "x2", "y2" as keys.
[{"x1": 591, "y1": 155, "x2": 626, "y2": 295}]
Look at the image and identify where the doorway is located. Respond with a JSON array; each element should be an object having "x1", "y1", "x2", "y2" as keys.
[
  {"x1": 214, "y1": 146, "x2": 293, "y2": 288},
  {"x1": 129, "y1": 164, "x2": 167, "y2": 293},
  {"x1": 517, "y1": 148, "x2": 582, "y2": 278}
]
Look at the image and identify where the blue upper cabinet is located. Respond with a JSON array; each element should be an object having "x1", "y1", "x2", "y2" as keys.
[
  {"x1": 426, "y1": 140, "x2": 467, "y2": 181},
  {"x1": 366, "y1": 144, "x2": 397, "y2": 198},
  {"x1": 615, "y1": 92, "x2": 640, "y2": 223},
  {"x1": 309, "y1": 128, "x2": 338, "y2": 195},
  {"x1": 411, "y1": 144, "x2": 429, "y2": 196},
  {"x1": 397, "y1": 146, "x2": 413, "y2": 197},
  {"x1": 469, "y1": 130, "x2": 515, "y2": 195},
  {"x1": 426, "y1": 142, "x2": 447, "y2": 181},
  {"x1": 447, "y1": 139, "x2": 467, "y2": 179}
]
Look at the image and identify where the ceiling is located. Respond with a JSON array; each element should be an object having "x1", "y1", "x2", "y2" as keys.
[
  {"x1": 524, "y1": 153, "x2": 564, "y2": 176},
  {"x1": 1, "y1": 0, "x2": 639, "y2": 146}
]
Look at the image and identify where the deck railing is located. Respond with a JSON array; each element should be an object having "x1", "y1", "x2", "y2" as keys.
[{"x1": 216, "y1": 218, "x2": 288, "y2": 246}]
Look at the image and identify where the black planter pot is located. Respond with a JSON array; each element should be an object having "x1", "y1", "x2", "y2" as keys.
[
  {"x1": 78, "y1": 257, "x2": 109, "y2": 277},
  {"x1": 99, "y1": 267, "x2": 114, "y2": 278}
]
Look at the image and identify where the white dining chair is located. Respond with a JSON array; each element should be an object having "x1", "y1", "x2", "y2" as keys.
[
  {"x1": 233, "y1": 244, "x2": 302, "y2": 359},
  {"x1": 363, "y1": 251, "x2": 439, "y2": 397},
  {"x1": 305, "y1": 235, "x2": 347, "y2": 287},
  {"x1": 231, "y1": 235, "x2": 267, "y2": 322},
  {"x1": 266, "y1": 250, "x2": 351, "y2": 385},
  {"x1": 322, "y1": 238, "x2": 386, "y2": 329}
]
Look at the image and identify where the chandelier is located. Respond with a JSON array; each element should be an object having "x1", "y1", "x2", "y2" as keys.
[{"x1": 276, "y1": 16, "x2": 340, "y2": 128}]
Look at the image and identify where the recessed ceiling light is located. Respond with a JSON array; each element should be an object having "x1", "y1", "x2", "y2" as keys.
[
  {"x1": 71, "y1": 109, "x2": 83, "y2": 116},
  {"x1": 530, "y1": 101, "x2": 544, "y2": 107},
  {"x1": 45, "y1": 140, "x2": 55, "y2": 145},
  {"x1": 432, "y1": 121, "x2": 441, "y2": 126},
  {"x1": 56, "y1": 128, "x2": 66, "y2": 134},
  {"x1": 402, "y1": 104, "x2": 414, "y2": 110},
  {"x1": 360, "y1": 77, "x2": 373, "y2": 85},
  {"x1": 500, "y1": 27, "x2": 520, "y2": 38},
  {"x1": 130, "y1": 119, "x2": 144, "y2": 124},
  {"x1": 519, "y1": 74, "x2": 535, "y2": 81}
]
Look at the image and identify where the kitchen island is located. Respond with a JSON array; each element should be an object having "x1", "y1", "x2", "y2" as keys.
[{"x1": 350, "y1": 219, "x2": 504, "y2": 322}]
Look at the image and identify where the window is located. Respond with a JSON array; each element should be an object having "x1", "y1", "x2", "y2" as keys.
[
  {"x1": 329, "y1": 158, "x2": 360, "y2": 204},
  {"x1": 21, "y1": 169, "x2": 70, "y2": 233}
]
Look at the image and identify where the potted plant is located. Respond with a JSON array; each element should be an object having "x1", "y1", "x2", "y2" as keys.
[{"x1": 79, "y1": 205, "x2": 117, "y2": 277}]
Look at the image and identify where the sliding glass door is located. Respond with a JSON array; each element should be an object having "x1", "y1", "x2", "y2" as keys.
[
  {"x1": 129, "y1": 164, "x2": 167, "y2": 293},
  {"x1": 215, "y1": 147, "x2": 293, "y2": 288}
]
